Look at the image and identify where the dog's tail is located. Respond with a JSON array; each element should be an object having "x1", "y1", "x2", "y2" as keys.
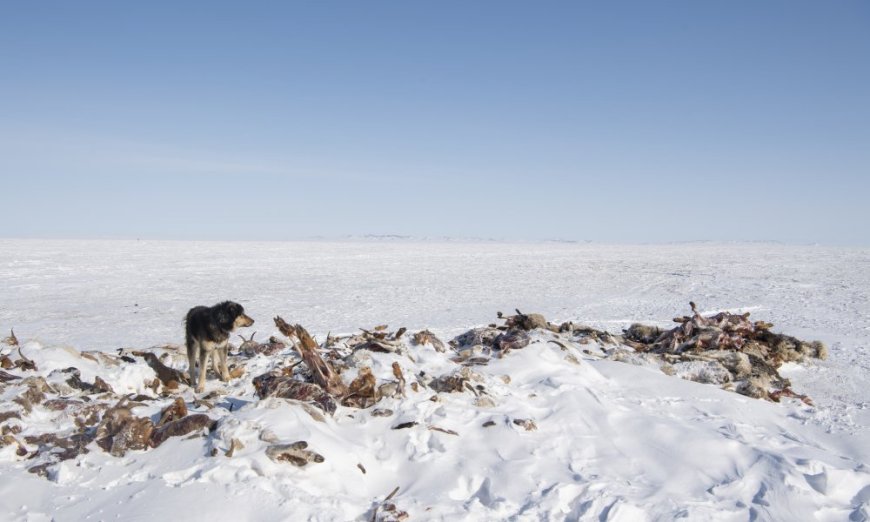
[{"x1": 184, "y1": 308, "x2": 197, "y2": 352}]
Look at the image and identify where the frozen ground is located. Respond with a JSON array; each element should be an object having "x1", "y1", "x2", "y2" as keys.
[{"x1": 0, "y1": 239, "x2": 868, "y2": 520}]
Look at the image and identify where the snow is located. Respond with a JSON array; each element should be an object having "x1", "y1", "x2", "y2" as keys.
[{"x1": 1, "y1": 239, "x2": 868, "y2": 520}]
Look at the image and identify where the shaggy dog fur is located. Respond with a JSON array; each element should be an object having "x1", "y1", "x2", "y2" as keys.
[{"x1": 185, "y1": 301, "x2": 254, "y2": 393}]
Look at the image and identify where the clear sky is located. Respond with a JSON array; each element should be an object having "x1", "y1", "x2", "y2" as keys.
[{"x1": 1, "y1": 2, "x2": 868, "y2": 244}]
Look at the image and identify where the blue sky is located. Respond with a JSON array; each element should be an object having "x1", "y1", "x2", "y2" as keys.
[{"x1": 1, "y1": 2, "x2": 868, "y2": 244}]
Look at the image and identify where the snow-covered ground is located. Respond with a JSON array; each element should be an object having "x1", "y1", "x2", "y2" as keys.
[{"x1": 1, "y1": 239, "x2": 868, "y2": 520}]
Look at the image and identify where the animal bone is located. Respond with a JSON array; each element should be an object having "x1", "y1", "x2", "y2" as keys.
[
  {"x1": 265, "y1": 441, "x2": 324, "y2": 467},
  {"x1": 252, "y1": 372, "x2": 338, "y2": 415},
  {"x1": 132, "y1": 351, "x2": 188, "y2": 387},
  {"x1": 274, "y1": 317, "x2": 348, "y2": 397},
  {"x1": 412, "y1": 329, "x2": 446, "y2": 352}
]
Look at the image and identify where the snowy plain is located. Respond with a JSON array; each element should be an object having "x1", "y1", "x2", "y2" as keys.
[{"x1": 0, "y1": 239, "x2": 868, "y2": 521}]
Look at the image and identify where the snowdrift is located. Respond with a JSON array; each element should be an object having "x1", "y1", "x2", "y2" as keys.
[{"x1": 1, "y1": 306, "x2": 868, "y2": 521}]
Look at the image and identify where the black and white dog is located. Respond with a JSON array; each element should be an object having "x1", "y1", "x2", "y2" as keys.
[{"x1": 185, "y1": 301, "x2": 254, "y2": 393}]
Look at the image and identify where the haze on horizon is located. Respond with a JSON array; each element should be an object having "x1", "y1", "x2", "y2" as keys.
[{"x1": 1, "y1": 2, "x2": 868, "y2": 245}]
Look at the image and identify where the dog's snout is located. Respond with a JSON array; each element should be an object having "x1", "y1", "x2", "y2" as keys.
[{"x1": 234, "y1": 313, "x2": 255, "y2": 328}]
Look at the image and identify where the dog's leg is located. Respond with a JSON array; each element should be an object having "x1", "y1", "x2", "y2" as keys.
[
  {"x1": 196, "y1": 348, "x2": 209, "y2": 394},
  {"x1": 218, "y1": 343, "x2": 231, "y2": 382},
  {"x1": 187, "y1": 339, "x2": 200, "y2": 391},
  {"x1": 212, "y1": 346, "x2": 222, "y2": 376}
]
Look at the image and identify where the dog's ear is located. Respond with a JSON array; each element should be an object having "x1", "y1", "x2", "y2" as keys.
[{"x1": 216, "y1": 301, "x2": 238, "y2": 330}]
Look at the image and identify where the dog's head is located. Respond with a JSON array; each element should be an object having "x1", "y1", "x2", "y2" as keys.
[{"x1": 217, "y1": 301, "x2": 255, "y2": 331}]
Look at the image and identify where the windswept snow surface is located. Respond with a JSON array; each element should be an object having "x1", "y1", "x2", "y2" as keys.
[{"x1": 1, "y1": 240, "x2": 868, "y2": 521}]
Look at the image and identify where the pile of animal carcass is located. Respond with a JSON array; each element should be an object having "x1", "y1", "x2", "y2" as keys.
[
  {"x1": 618, "y1": 302, "x2": 827, "y2": 403},
  {"x1": 0, "y1": 330, "x2": 218, "y2": 477},
  {"x1": 0, "y1": 303, "x2": 827, "y2": 481}
]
